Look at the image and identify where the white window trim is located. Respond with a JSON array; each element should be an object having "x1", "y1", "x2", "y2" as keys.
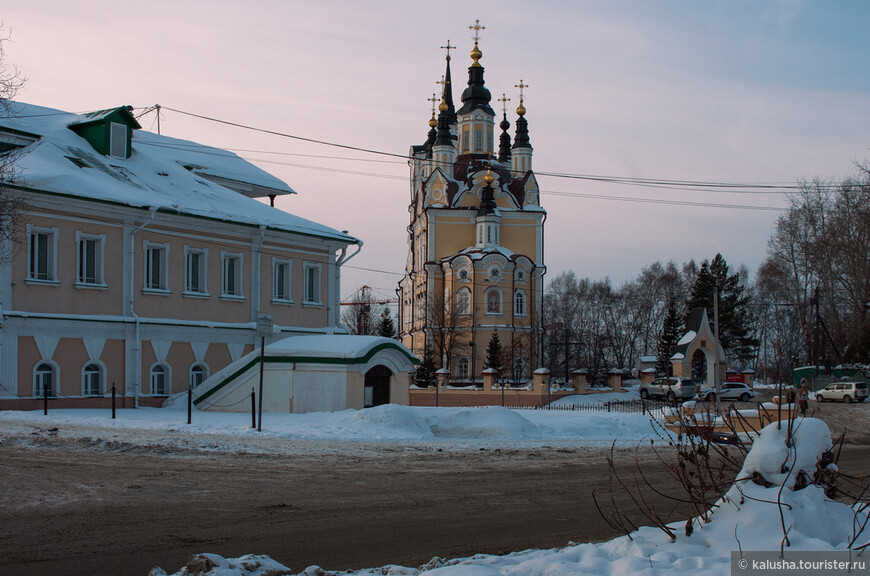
[
  {"x1": 75, "y1": 231, "x2": 107, "y2": 288},
  {"x1": 143, "y1": 240, "x2": 170, "y2": 294},
  {"x1": 456, "y1": 287, "x2": 471, "y2": 316},
  {"x1": 25, "y1": 224, "x2": 60, "y2": 285},
  {"x1": 81, "y1": 360, "x2": 106, "y2": 397},
  {"x1": 514, "y1": 289, "x2": 527, "y2": 317},
  {"x1": 190, "y1": 363, "x2": 209, "y2": 389},
  {"x1": 149, "y1": 362, "x2": 171, "y2": 396},
  {"x1": 485, "y1": 287, "x2": 503, "y2": 315},
  {"x1": 272, "y1": 257, "x2": 293, "y2": 304},
  {"x1": 33, "y1": 360, "x2": 59, "y2": 398},
  {"x1": 220, "y1": 250, "x2": 245, "y2": 300},
  {"x1": 303, "y1": 261, "x2": 323, "y2": 306},
  {"x1": 456, "y1": 357, "x2": 470, "y2": 381},
  {"x1": 183, "y1": 246, "x2": 209, "y2": 297}
]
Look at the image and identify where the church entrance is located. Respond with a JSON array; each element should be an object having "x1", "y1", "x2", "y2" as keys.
[{"x1": 364, "y1": 365, "x2": 392, "y2": 408}]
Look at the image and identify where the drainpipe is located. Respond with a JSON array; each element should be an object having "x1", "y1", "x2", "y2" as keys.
[
  {"x1": 129, "y1": 207, "x2": 158, "y2": 408},
  {"x1": 253, "y1": 225, "x2": 266, "y2": 338},
  {"x1": 334, "y1": 240, "x2": 363, "y2": 329}
]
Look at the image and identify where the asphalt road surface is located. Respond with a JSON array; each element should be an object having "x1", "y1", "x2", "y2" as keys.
[{"x1": 1, "y1": 405, "x2": 868, "y2": 576}]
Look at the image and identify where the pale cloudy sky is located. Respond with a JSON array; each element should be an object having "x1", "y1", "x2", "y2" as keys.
[{"x1": 5, "y1": 1, "x2": 870, "y2": 299}]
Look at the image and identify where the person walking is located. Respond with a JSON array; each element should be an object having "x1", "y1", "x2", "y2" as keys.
[{"x1": 798, "y1": 383, "x2": 809, "y2": 417}]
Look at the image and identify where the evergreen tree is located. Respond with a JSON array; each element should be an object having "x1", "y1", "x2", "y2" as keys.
[
  {"x1": 656, "y1": 296, "x2": 683, "y2": 376},
  {"x1": 484, "y1": 330, "x2": 505, "y2": 374},
  {"x1": 415, "y1": 344, "x2": 436, "y2": 388},
  {"x1": 685, "y1": 253, "x2": 756, "y2": 362},
  {"x1": 375, "y1": 308, "x2": 397, "y2": 339}
]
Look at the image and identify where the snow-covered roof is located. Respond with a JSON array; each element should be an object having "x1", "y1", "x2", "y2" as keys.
[
  {"x1": 263, "y1": 335, "x2": 416, "y2": 362},
  {"x1": 677, "y1": 330, "x2": 697, "y2": 346},
  {"x1": 639, "y1": 355, "x2": 657, "y2": 363},
  {"x1": 0, "y1": 102, "x2": 358, "y2": 244}
]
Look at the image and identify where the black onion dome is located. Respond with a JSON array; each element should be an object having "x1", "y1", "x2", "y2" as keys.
[{"x1": 456, "y1": 65, "x2": 495, "y2": 116}]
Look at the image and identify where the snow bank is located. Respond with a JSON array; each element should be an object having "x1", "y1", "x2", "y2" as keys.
[{"x1": 154, "y1": 418, "x2": 870, "y2": 576}]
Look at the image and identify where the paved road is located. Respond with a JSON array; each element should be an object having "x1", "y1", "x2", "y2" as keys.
[{"x1": 1, "y1": 408, "x2": 868, "y2": 576}]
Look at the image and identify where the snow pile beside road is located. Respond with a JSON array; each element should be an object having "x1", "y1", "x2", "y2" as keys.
[{"x1": 154, "y1": 418, "x2": 870, "y2": 576}]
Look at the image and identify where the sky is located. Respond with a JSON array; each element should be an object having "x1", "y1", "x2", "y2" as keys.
[{"x1": 4, "y1": 0, "x2": 870, "y2": 301}]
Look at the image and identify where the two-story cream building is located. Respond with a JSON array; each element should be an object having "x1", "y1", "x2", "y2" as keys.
[{"x1": 0, "y1": 102, "x2": 361, "y2": 409}]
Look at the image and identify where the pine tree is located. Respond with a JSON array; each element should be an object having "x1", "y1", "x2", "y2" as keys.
[
  {"x1": 685, "y1": 253, "x2": 756, "y2": 362},
  {"x1": 656, "y1": 296, "x2": 683, "y2": 376},
  {"x1": 376, "y1": 308, "x2": 397, "y2": 339},
  {"x1": 484, "y1": 330, "x2": 504, "y2": 374},
  {"x1": 415, "y1": 344, "x2": 436, "y2": 388}
]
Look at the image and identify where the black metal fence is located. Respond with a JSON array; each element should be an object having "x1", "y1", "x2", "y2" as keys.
[{"x1": 501, "y1": 398, "x2": 672, "y2": 415}]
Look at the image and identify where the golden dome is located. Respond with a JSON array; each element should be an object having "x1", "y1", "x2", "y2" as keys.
[
  {"x1": 439, "y1": 98, "x2": 448, "y2": 113},
  {"x1": 429, "y1": 112, "x2": 438, "y2": 128},
  {"x1": 516, "y1": 100, "x2": 526, "y2": 116},
  {"x1": 484, "y1": 167, "x2": 494, "y2": 185},
  {"x1": 470, "y1": 42, "x2": 482, "y2": 67}
]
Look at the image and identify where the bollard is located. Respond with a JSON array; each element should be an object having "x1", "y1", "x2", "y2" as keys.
[
  {"x1": 111, "y1": 384, "x2": 116, "y2": 419},
  {"x1": 43, "y1": 380, "x2": 49, "y2": 416},
  {"x1": 187, "y1": 385, "x2": 192, "y2": 425},
  {"x1": 251, "y1": 387, "x2": 256, "y2": 429}
]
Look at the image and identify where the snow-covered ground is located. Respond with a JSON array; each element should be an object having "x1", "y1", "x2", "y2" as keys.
[
  {"x1": 0, "y1": 403, "x2": 656, "y2": 448},
  {"x1": 146, "y1": 417, "x2": 868, "y2": 576}
]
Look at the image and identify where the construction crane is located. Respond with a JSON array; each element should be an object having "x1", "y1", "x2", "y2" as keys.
[{"x1": 340, "y1": 285, "x2": 398, "y2": 306}]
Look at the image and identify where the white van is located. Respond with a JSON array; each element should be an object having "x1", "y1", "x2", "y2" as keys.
[{"x1": 814, "y1": 381, "x2": 868, "y2": 403}]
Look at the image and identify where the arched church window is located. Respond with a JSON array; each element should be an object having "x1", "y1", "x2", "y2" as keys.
[
  {"x1": 514, "y1": 290, "x2": 526, "y2": 316},
  {"x1": 34, "y1": 362, "x2": 56, "y2": 397},
  {"x1": 456, "y1": 288, "x2": 471, "y2": 316}
]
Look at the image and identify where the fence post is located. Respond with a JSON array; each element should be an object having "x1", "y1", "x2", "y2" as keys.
[
  {"x1": 43, "y1": 380, "x2": 48, "y2": 416},
  {"x1": 251, "y1": 387, "x2": 256, "y2": 429},
  {"x1": 187, "y1": 385, "x2": 192, "y2": 425},
  {"x1": 112, "y1": 383, "x2": 116, "y2": 419}
]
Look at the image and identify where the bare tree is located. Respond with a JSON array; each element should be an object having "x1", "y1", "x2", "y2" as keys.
[
  {"x1": 0, "y1": 26, "x2": 27, "y2": 258},
  {"x1": 341, "y1": 286, "x2": 386, "y2": 335},
  {"x1": 429, "y1": 288, "x2": 461, "y2": 371}
]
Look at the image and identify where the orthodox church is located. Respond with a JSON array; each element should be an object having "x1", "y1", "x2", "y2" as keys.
[{"x1": 398, "y1": 23, "x2": 546, "y2": 392}]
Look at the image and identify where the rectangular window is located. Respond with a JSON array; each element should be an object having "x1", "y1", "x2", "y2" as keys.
[
  {"x1": 27, "y1": 226, "x2": 58, "y2": 282},
  {"x1": 273, "y1": 258, "x2": 292, "y2": 302},
  {"x1": 76, "y1": 232, "x2": 105, "y2": 285},
  {"x1": 474, "y1": 128, "x2": 483, "y2": 152},
  {"x1": 144, "y1": 242, "x2": 169, "y2": 291},
  {"x1": 462, "y1": 127, "x2": 470, "y2": 152},
  {"x1": 184, "y1": 247, "x2": 208, "y2": 295},
  {"x1": 222, "y1": 252, "x2": 243, "y2": 298},
  {"x1": 109, "y1": 122, "x2": 127, "y2": 159},
  {"x1": 303, "y1": 262, "x2": 321, "y2": 304}
]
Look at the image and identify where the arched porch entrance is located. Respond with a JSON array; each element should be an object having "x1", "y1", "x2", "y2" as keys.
[
  {"x1": 364, "y1": 365, "x2": 392, "y2": 408},
  {"x1": 691, "y1": 347, "x2": 717, "y2": 388}
]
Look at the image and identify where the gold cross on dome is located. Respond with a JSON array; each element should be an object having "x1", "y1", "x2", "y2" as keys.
[
  {"x1": 497, "y1": 93, "x2": 510, "y2": 114},
  {"x1": 469, "y1": 19, "x2": 485, "y2": 43},
  {"x1": 428, "y1": 93, "x2": 439, "y2": 116},
  {"x1": 436, "y1": 74, "x2": 448, "y2": 89},
  {"x1": 441, "y1": 40, "x2": 455, "y2": 60},
  {"x1": 515, "y1": 80, "x2": 529, "y2": 102}
]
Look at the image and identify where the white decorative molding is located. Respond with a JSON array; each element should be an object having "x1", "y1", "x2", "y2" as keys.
[
  {"x1": 35, "y1": 335, "x2": 60, "y2": 360},
  {"x1": 83, "y1": 337, "x2": 106, "y2": 361},
  {"x1": 151, "y1": 340, "x2": 172, "y2": 363},
  {"x1": 191, "y1": 341, "x2": 209, "y2": 362},
  {"x1": 228, "y1": 342, "x2": 245, "y2": 362}
]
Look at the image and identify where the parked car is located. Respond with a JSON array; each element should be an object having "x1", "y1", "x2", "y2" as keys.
[
  {"x1": 639, "y1": 377, "x2": 696, "y2": 402},
  {"x1": 699, "y1": 382, "x2": 756, "y2": 403},
  {"x1": 814, "y1": 381, "x2": 869, "y2": 403}
]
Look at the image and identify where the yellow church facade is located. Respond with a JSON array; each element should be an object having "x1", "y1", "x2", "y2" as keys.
[{"x1": 398, "y1": 25, "x2": 546, "y2": 404}]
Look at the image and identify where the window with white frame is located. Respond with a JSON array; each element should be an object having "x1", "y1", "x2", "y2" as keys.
[
  {"x1": 303, "y1": 262, "x2": 322, "y2": 304},
  {"x1": 34, "y1": 362, "x2": 56, "y2": 397},
  {"x1": 456, "y1": 357, "x2": 470, "y2": 381},
  {"x1": 144, "y1": 241, "x2": 169, "y2": 291},
  {"x1": 514, "y1": 289, "x2": 527, "y2": 316},
  {"x1": 76, "y1": 232, "x2": 106, "y2": 286},
  {"x1": 190, "y1": 363, "x2": 208, "y2": 388},
  {"x1": 82, "y1": 362, "x2": 103, "y2": 396},
  {"x1": 221, "y1": 252, "x2": 243, "y2": 298},
  {"x1": 150, "y1": 364, "x2": 169, "y2": 395},
  {"x1": 456, "y1": 287, "x2": 471, "y2": 316},
  {"x1": 273, "y1": 258, "x2": 292, "y2": 302},
  {"x1": 184, "y1": 247, "x2": 208, "y2": 295},
  {"x1": 485, "y1": 288, "x2": 502, "y2": 314},
  {"x1": 27, "y1": 225, "x2": 58, "y2": 282},
  {"x1": 513, "y1": 358, "x2": 526, "y2": 382}
]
